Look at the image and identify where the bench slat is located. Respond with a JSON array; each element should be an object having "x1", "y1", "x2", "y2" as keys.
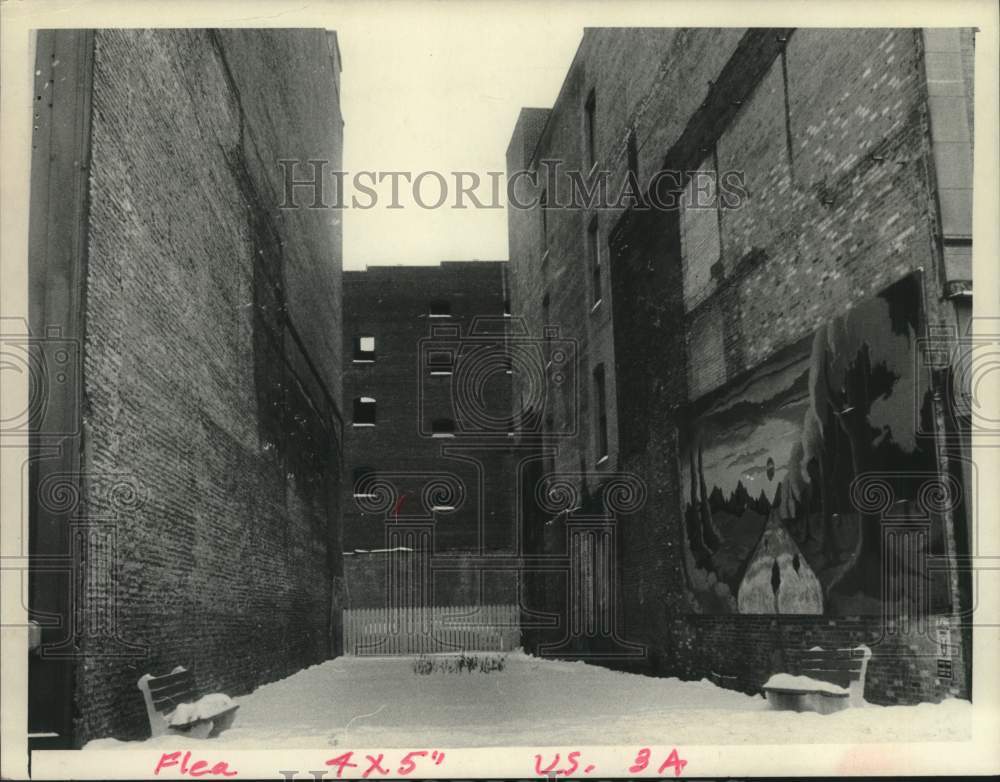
[
  {"x1": 792, "y1": 649, "x2": 867, "y2": 659},
  {"x1": 149, "y1": 676, "x2": 194, "y2": 692},
  {"x1": 147, "y1": 671, "x2": 194, "y2": 689},
  {"x1": 797, "y1": 659, "x2": 865, "y2": 671},
  {"x1": 151, "y1": 692, "x2": 198, "y2": 710},
  {"x1": 764, "y1": 686, "x2": 848, "y2": 699},
  {"x1": 149, "y1": 678, "x2": 197, "y2": 697}
]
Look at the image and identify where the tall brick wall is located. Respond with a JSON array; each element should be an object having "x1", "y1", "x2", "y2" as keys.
[
  {"x1": 507, "y1": 28, "x2": 973, "y2": 705},
  {"x1": 68, "y1": 29, "x2": 344, "y2": 742}
]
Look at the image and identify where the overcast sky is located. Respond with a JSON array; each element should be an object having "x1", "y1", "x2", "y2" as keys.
[{"x1": 334, "y1": 6, "x2": 583, "y2": 268}]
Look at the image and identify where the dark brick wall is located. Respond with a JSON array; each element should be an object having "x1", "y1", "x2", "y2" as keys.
[
  {"x1": 73, "y1": 29, "x2": 344, "y2": 742},
  {"x1": 508, "y1": 28, "x2": 973, "y2": 704},
  {"x1": 342, "y1": 262, "x2": 516, "y2": 554}
]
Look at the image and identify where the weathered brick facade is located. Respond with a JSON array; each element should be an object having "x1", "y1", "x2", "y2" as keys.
[
  {"x1": 342, "y1": 262, "x2": 516, "y2": 554},
  {"x1": 507, "y1": 28, "x2": 974, "y2": 705},
  {"x1": 28, "y1": 29, "x2": 345, "y2": 744}
]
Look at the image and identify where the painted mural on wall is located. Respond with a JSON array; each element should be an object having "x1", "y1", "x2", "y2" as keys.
[{"x1": 680, "y1": 272, "x2": 951, "y2": 615}]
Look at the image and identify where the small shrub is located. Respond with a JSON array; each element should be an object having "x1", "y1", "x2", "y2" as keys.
[{"x1": 412, "y1": 653, "x2": 507, "y2": 675}]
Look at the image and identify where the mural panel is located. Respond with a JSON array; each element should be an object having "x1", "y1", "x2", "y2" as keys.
[{"x1": 680, "y1": 272, "x2": 952, "y2": 615}]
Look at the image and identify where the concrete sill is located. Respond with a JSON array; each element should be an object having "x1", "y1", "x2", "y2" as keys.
[
  {"x1": 431, "y1": 433, "x2": 456, "y2": 438},
  {"x1": 352, "y1": 358, "x2": 375, "y2": 364},
  {"x1": 591, "y1": 298, "x2": 603, "y2": 313},
  {"x1": 352, "y1": 423, "x2": 376, "y2": 428},
  {"x1": 596, "y1": 455, "x2": 609, "y2": 466}
]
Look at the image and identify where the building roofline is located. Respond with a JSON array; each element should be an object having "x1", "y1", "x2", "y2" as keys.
[
  {"x1": 345, "y1": 260, "x2": 509, "y2": 274},
  {"x1": 523, "y1": 29, "x2": 589, "y2": 169}
]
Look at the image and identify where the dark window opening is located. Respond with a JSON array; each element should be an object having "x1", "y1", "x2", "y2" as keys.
[
  {"x1": 584, "y1": 88, "x2": 596, "y2": 167},
  {"x1": 353, "y1": 335, "x2": 376, "y2": 361},
  {"x1": 352, "y1": 466, "x2": 376, "y2": 497},
  {"x1": 429, "y1": 300, "x2": 451, "y2": 318},
  {"x1": 587, "y1": 217, "x2": 601, "y2": 305},
  {"x1": 540, "y1": 188, "x2": 549, "y2": 252},
  {"x1": 353, "y1": 396, "x2": 376, "y2": 426},
  {"x1": 542, "y1": 292, "x2": 552, "y2": 363},
  {"x1": 431, "y1": 417, "x2": 456, "y2": 437},
  {"x1": 428, "y1": 349, "x2": 454, "y2": 375},
  {"x1": 627, "y1": 128, "x2": 639, "y2": 179},
  {"x1": 593, "y1": 364, "x2": 608, "y2": 462}
]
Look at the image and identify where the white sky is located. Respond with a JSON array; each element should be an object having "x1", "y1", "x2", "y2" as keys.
[{"x1": 334, "y1": 6, "x2": 584, "y2": 268}]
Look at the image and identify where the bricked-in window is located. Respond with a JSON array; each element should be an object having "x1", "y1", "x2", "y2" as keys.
[
  {"x1": 429, "y1": 300, "x2": 451, "y2": 318},
  {"x1": 680, "y1": 157, "x2": 722, "y2": 311},
  {"x1": 353, "y1": 396, "x2": 376, "y2": 426},
  {"x1": 431, "y1": 417, "x2": 456, "y2": 437},
  {"x1": 353, "y1": 335, "x2": 375, "y2": 362},
  {"x1": 593, "y1": 364, "x2": 608, "y2": 463},
  {"x1": 584, "y1": 88, "x2": 596, "y2": 167},
  {"x1": 588, "y1": 216, "x2": 602, "y2": 306}
]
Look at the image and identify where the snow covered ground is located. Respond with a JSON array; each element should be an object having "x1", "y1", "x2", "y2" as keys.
[{"x1": 85, "y1": 652, "x2": 971, "y2": 749}]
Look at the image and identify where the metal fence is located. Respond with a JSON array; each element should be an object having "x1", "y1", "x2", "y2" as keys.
[{"x1": 342, "y1": 603, "x2": 520, "y2": 656}]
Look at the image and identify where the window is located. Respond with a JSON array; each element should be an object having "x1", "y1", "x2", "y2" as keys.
[
  {"x1": 353, "y1": 335, "x2": 376, "y2": 362},
  {"x1": 587, "y1": 217, "x2": 602, "y2": 307},
  {"x1": 431, "y1": 417, "x2": 456, "y2": 438},
  {"x1": 627, "y1": 128, "x2": 639, "y2": 180},
  {"x1": 429, "y1": 300, "x2": 451, "y2": 318},
  {"x1": 680, "y1": 155, "x2": 722, "y2": 311},
  {"x1": 352, "y1": 466, "x2": 376, "y2": 498},
  {"x1": 353, "y1": 396, "x2": 376, "y2": 426},
  {"x1": 540, "y1": 188, "x2": 549, "y2": 252},
  {"x1": 584, "y1": 89, "x2": 596, "y2": 168},
  {"x1": 542, "y1": 292, "x2": 551, "y2": 364},
  {"x1": 428, "y1": 349, "x2": 454, "y2": 376},
  {"x1": 593, "y1": 364, "x2": 608, "y2": 463}
]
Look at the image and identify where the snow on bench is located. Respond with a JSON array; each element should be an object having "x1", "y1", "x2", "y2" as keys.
[
  {"x1": 763, "y1": 645, "x2": 871, "y2": 715},
  {"x1": 137, "y1": 666, "x2": 239, "y2": 739}
]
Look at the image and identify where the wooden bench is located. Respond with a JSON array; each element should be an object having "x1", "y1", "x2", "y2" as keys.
[
  {"x1": 763, "y1": 644, "x2": 871, "y2": 715},
  {"x1": 137, "y1": 666, "x2": 239, "y2": 739}
]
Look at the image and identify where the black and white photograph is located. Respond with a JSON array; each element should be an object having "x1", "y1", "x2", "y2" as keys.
[{"x1": 1, "y1": 1, "x2": 998, "y2": 779}]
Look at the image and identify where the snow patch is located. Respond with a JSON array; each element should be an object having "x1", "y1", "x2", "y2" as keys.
[
  {"x1": 84, "y1": 653, "x2": 971, "y2": 749},
  {"x1": 764, "y1": 673, "x2": 849, "y2": 696},
  {"x1": 166, "y1": 693, "x2": 235, "y2": 726}
]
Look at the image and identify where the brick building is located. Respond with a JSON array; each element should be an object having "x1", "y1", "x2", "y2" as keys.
[
  {"x1": 341, "y1": 262, "x2": 520, "y2": 608},
  {"x1": 506, "y1": 28, "x2": 975, "y2": 704},
  {"x1": 27, "y1": 29, "x2": 345, "y2": 745}
]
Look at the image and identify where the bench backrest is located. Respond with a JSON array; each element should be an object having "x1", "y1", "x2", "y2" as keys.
[
  {"x1": 790, "y1": 645, "x2": 871, "y2": 706},
  {"x1": 137, "y1": 666, "x2": 199, "y2": 737}
]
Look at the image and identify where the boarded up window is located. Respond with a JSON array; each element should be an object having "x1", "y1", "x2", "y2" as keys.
[{"x1": 686, "y1": 304, "x2": 726, "y2": 398}]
